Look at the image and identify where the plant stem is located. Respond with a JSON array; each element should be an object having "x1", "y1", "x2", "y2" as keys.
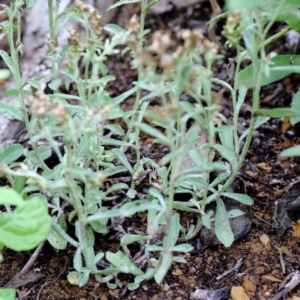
[
  {"x1": 8, "y1": 2, "x2": 51, "y2": 171},
  {"x1": 130, "y1": 0, "x2": 148, "y2": 188}
]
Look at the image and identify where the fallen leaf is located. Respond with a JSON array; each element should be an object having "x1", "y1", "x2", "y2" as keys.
[
  {"x1": 242, "y1": 278, "x2": 256, "y2": 296},
  {"x1": 256, "y1": 162, "x2": 272, "y2": 173},
  {"x1": 260, "y1": 234, "x2": 271, "y2": 250},
  {"x1": 281, "y1": 117, "x2": 291, "y2": 133},
  {"x1": 261, "y1": 275, "x2": 282, "y2": 283},
  {"x1": 172, "y1": 269, "x2": 183, "y2": 276},
  {"x1": 281, "y1": 246, "x2": 292, "y2": 257},
  {"x1": 292, "y1": 220, "x2": 300, "y2": 238},
  {"x1": 231, "y1": 286, "x2": 250, "y2": 300}
]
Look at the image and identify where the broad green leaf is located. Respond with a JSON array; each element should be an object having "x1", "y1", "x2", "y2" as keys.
[
  {"x1": 107, "y1": 0, "x2": 141, "y2": 11},
  {"x1": 0, "y1": 144, "x2": 23, "y2": 165},
  {"x1": 222, "y1": 192, "x2": 254, "y2": 205},
  {"x1": 281, "y1": 145, "x2": 300, "y2": 156},
  {"x1": 226, "y1": 0, "x2": 261, "y2": 10},
  {"x1": 0, "y1": 196, "x2": 51, "y2": 251},
  {"x1": 0, "y1": 288, "x2": 16, "y2": 300},
  {"x1": 215, "y1": 199, "x2": 234, "y2": 247},
  {"x1": 103, "y1": 24, "x2": 126, "y2": 34},
  {"x1": 106, "y1": 251, "x2": 144, "y2": 275},
  {"x1": 0, "y1": 69, "x2": 11, "y2": 80},
  {"x1": 0, "y1": 103, "x2": 24, "y2": 121},
  {"x1": 291, "y1": 89, "x2": 300, "y2": 125},
  {"x1": 237, "y1": 55, "x2": 300, "y2": 88},
  {"x1": 120, "y1": 234, "x2": 151, "y2": 246},
  {"x1": 257, "y1": 108, "x2": 300, "y2": 117},
  {"x1": 0, "y1": 187, "x2": 24, "y2": 206}
]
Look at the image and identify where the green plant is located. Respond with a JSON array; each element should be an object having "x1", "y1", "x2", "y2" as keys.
[{"x1": 1, "y1": 0, "x2": 300, "y2": 297}]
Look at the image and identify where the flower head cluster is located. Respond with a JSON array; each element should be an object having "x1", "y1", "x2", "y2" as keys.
[
  {"x1": 27, "y1": 91, "x2": 69, "y2": 123},
  {"x1": 222, "y1": 10, "x2": 242, "y2": 48},
  {"x1": 74, "y1": 0, "x2": 102, "y2": 36}
]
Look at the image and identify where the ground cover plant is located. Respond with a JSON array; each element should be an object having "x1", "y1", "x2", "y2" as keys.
[{"x1": 1, "y1": 0, "x2": 300, "y2": 299}]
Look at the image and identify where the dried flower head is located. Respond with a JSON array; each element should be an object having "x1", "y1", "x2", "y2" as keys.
[
  {"x1": 222, "y1": 10, "x2": 242, "y2": 48},
  {"x1": 68, "y1": 29, "x2": 80, "y2": 47},
  {"x1": 181, "y1": 28, "x2": 204, "y2": 50},
  {"x1": 51, "y1": 104, "x2": 69, "y2": 123},
  {"x1": 126, "y1": 14, "x2": 140, "y2": 35},
  {"x1": 101, "y1": 104, "x2": 113, "y2": 119},
  {"x1": 26, "y1": 91, "x2": 52, "y2": 116},
  {"x1": 150, "y1": 31, "x2": 173, "y2": 54}
]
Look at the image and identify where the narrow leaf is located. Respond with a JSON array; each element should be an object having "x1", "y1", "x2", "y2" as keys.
[
  {"x1": 237, "y1": 55, "x2": 300, "y2": 88},
  {"x1": 222, "y1": 192, "x2": 253, "y2": 205},
  {"x1": 215, "y1": 199, "x2": 234, "y2": 247},
  {"x1": 257, "y1": 108, "x2": 300, "y2": 117},
  {"x1": 281, "y1": 145, "x2": 300, "y2": 157},
  {"x1": 0, "y1": 103, "x2": 24, "y2": 121},
  {"x1": 103, "y1": 24, "x2": 126, "y2": 34},
  {"x1": 0, "y1": 144, "x2": 23, "y2": 165}
]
